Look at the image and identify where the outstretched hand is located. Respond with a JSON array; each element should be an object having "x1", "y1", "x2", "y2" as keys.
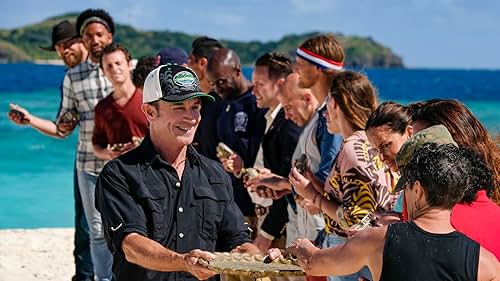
[
  {"x1": 220, "y1": 153, "x2": 244, "y2": 176},
  {"x1": 286, "y1": 238, "x2": 319, "y2": 271},
  {"x1": 288, "y1": 167, "x2": 311, "y2": 199},
  {"x1": 183, "y1": 249, "x2": 217, "y2": 280},
  {"x1": 265, "y1": 247, "x2": 284, "y2": 261},
  {"x1": 8, "y1": 103, "x2": 30, "y2": 125}
]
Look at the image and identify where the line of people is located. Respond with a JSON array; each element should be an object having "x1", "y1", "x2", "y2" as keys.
[{"x1": 7, "y1": 7, "x2": 500, "y2": 281}]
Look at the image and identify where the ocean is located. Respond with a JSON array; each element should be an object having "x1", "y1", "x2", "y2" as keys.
[{"x1": 0, "y1": 63, "x2": 499, "y2": 229}]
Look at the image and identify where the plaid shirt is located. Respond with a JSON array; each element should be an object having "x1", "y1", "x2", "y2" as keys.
[{"x1": 61, "y1": 58, "x2": 112, "y2": 175}]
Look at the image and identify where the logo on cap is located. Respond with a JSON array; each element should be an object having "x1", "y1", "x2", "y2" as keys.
[{"x1": 173, "y1": 71, "x2": 196, "y2": 87}]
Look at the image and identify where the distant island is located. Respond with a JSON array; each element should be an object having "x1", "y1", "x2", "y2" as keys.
[{"x1": 0, "y1": 13, "x2": 404, "y2": 68}]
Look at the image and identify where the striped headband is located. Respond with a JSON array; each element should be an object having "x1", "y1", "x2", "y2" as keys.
[
  {"x1": 296, "y1": 47, "x2": 343, "y2": 70},
  {"x1": 79, "y1": 16, "x2": 111, "y2": 35}
]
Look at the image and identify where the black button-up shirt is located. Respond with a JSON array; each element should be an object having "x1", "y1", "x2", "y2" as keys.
[{"x1": 96, "y1": 136, "x2": 252, "y2": 281}]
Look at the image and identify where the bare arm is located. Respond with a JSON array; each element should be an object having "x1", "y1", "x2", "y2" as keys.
[
  {"x1": 93, "y1": 144, "x2": 116, "y2": 161},
  {"x1": 246, "y1": 172, "x2": 292, "y2": 192},
  {"x1": 92, "y1": 143, "x2": 135, "y2": 161},
  {"x1": 304, "y1": 169, "x2": 324, "y2": 193},
  {"x1": 287, "y1": 226, "x2": 386, "y2": 279},
  {"x1": 289, "y1": 167, "x2": 341, "y2": 219},
  {"x1": 122, "y1": 233, "x2": 217, "y2": 280},
  {"x1": 477, "y1": 247, "x2": 500, "y2": 281},
  {"x1": 8, "y1": 104, "x2": 63, "y2": 138}
]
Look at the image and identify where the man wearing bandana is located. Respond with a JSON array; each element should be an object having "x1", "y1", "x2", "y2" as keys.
[{"x1": 65, "y1": 9, "x2": 115, "y2": 281}]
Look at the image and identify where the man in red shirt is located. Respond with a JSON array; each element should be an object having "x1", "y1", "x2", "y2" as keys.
[{"x1": 93, "y1": 43, "x2": 149, "y2": 160}]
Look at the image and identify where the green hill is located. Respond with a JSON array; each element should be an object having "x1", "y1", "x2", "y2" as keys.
[{"x1": 0, "y1": 13, "x2": 404, "y2": 68}]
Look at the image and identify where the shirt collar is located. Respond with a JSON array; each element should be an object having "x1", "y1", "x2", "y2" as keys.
[
  {"x1": 138, "y1": 135, "x2": 201, "y2": 167},
  {"x1": 317, "y1": 98, "x2": 327, "y2": 113},
  {"x1": 229, "y1": 86, "x2": 254, "y2": 103},
  {"x1": 265, "y1": 104, "x2": 282, "y2": 124}
]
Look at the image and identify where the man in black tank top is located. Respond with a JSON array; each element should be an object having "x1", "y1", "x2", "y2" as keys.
[{"x1": 267, "y1": 131, "x2": 499, "y2": 281}]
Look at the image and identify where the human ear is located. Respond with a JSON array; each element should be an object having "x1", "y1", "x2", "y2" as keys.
[
  {"x1": 414, "y1": 180, "x2": 426, "y2": 202},
  {"x1": 274, "y1": 78, "x2": 285, "y2": 92},
  {"x1": 405, "y1": 124, "x2": 414, "y2": 137},
  {"x1": 199, "y1": 57, "x2": 208, "y2": 68},
  {"x1": 141, "y1": 104, "x2": 157, "y2": 122}
]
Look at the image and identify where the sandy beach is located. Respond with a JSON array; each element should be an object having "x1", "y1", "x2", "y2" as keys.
[{"x1": 0, "y1": 228, "x2": 73, "y2": 281}]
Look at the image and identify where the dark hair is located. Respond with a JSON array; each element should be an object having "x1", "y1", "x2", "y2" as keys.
[
  {"x1": 191, "y1": 36, "x2": 223, "y2": 61},
  {"x1": 133, "y1": 56, "x2": 157, "y2": 88},
  {"x1": 255, "y1": 52, "x2": 293, "y2": 81},
  {"x1": 299, "y1": 33, "x2": 344, "y2": 74},
  {"x1": 99, "y1": 43, "x2": 132, "y2": 66},
  {"x1": 404, "y1": 143, "x2": 470, "y2": 209},
  {"x1": 365, "y1": 101, "x2": 413, "y2": 134},
  {"x1": 76, "y1": 9, "x2": 115, "y2": 35},
  {"x1": 412, "y1": 99, "x2": 500, "y2": 205},
  {"x1": 330, "y1": 71, "x2": 378, "y2": 131},
  {"x1": 461, "y1": 149, "x2": 494, "y2": 204}
]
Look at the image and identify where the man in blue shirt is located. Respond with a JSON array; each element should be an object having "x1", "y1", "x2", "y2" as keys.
[{"x1": 206, "y1": 48, "x2": 266, "y2": 221}]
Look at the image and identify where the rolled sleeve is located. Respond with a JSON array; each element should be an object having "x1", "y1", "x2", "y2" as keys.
[
  {"x1": 58, "y1": 74, "x2": 77, "y2": 121},
  {"x1": 260, "y1": 197, "x2": 288, "y2": 238},
  {"x1": 96, "y1": 162, "x2": 148, "y2": 252}
]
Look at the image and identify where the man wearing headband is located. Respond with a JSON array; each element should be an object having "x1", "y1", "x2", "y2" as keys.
[
  {"x1": 96, "y1": 64, "x2": 260, "y2": 281},
  {"x1": 286, "y1": 35, "x2": 344, "y2": 276},
  {"x1": 60, "y1": 8, "x2": 115, "y2": 281}
]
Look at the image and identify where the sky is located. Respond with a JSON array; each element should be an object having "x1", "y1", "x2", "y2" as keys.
[{"x1": 1, "y1": 0, "x2": 499, "y2": 69}]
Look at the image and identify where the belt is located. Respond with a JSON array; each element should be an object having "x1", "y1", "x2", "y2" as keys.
[{"x1": 255, "y1": 205, "x2": 269, "y2": 217}]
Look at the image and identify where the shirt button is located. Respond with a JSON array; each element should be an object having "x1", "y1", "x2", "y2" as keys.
[
  {"x1": 179, "y1": 232, "x2": 184, "y2": 238},
  {"x1": 175, "y1": 182, "x2": 181, "y2": 187},
  {"x1": 178, "y1": 207, "x2": 184, "y2": 213}
]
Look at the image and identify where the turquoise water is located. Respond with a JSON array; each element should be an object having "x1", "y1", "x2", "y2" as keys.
[{"x1": 0, "y1": 64, "x2": 499, "y2": 228}]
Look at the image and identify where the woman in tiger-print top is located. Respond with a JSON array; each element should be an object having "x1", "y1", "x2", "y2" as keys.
[{"x1": 289, "y1": 71, "x2": 398, "y2": 281}]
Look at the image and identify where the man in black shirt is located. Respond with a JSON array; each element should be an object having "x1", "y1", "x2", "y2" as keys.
[
  {"x1": 96, "y1": 64, "x2": 259, "y2": 281},
  {"x1": 269, "y1": 126, "x2": 499, "y2": 281}
]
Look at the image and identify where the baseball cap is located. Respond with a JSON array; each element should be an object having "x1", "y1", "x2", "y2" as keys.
[
  {"x1": 40, "y1": 20, "x2": 78, "y2": 51},
  {"x1": 393, "y1": 125, "x2": 458, "y2": 193},
  {"x1": 157, "y1": 47, "x2": 188, "y2": 65},
  {"x1": 143, "y1": 64, "x2": 215, "y2": 103}
]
